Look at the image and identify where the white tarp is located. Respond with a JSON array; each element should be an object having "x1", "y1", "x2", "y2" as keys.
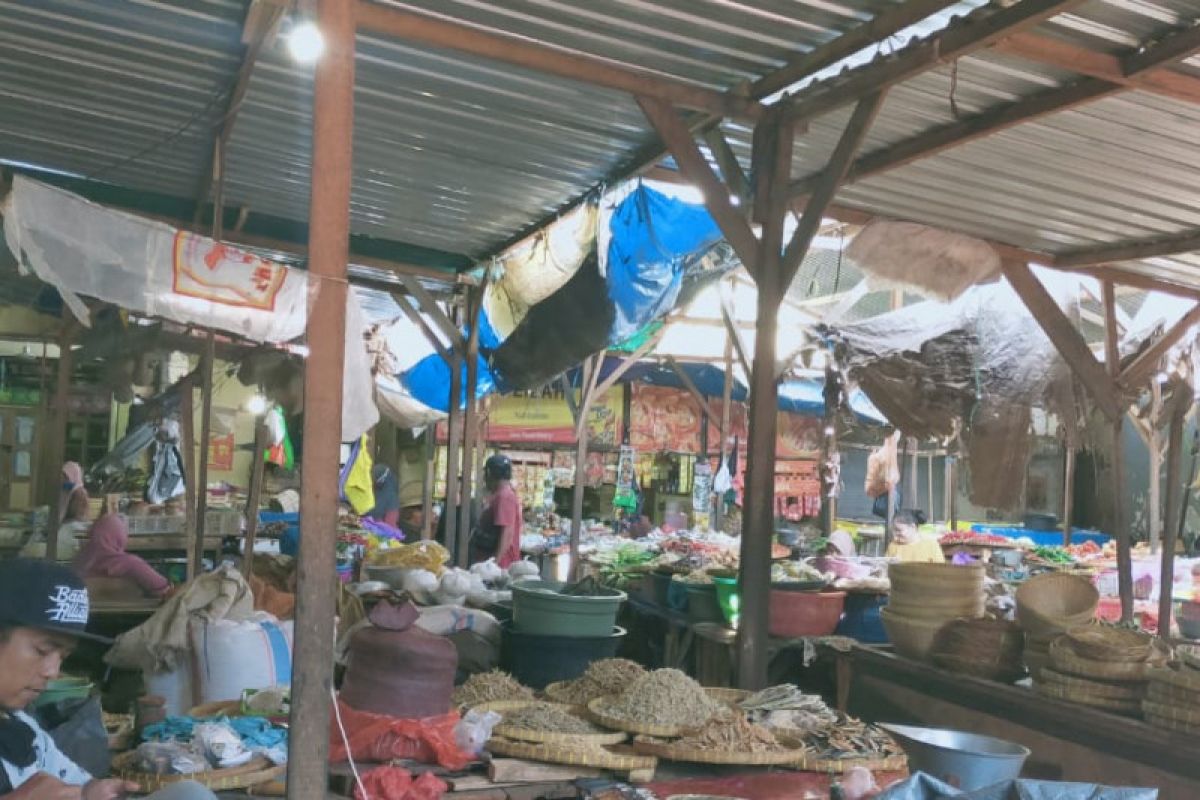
[{"x1": 2, "y1": 176, "x2": 377, "y2": 440}]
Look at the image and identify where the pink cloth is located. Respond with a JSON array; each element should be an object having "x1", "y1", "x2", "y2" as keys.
[
  {"x1": 478, "y1": 483, "x2": 522, "y2": 568},
  {"x1": 59, "y1": 461, "x2": 89, "y2": 524},
  {"x1": 73, "y1": 514, "x2": 170, "y2": 597}
]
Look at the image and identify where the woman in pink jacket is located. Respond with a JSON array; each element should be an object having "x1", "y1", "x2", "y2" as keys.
[{"x1": 73, "y1": 514, "x2": 171, "y2": 598}]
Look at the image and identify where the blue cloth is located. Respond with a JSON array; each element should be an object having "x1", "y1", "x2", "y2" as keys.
[
  {"x1": 227, "y1": 717, "x2": 287, "y2": 749},
  {"x1": 141, "y1": 716, "x2": 195, "y2": 742},
  {"x1": 605, "y1": 184, "x2": 722, "y2": 343}
]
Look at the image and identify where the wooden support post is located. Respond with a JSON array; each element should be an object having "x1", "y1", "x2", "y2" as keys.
[
  {"x1": 288, "y1": 0, "x2": 354, "y2": 795},
  {"x1": 819, "y1": 365, "x2": 839, "y2": 536},
  {"x1": 1103, "y1": 281, "x2": 1134, "y2": 623},
  {"x1": 1062, "y1": 444, "x2": 1076, "y2": 547},
  {"x1": 1148, "y1": 382, "x2": 1165, "y2": 554},
  {"x1": 949, "y1": 456, "x2": 958, "y2": 531},
  {"x1": 1158, "y1": 392, "x2": 1189, "y2": 638},
  {"x1": 242, "y1": 419, "x2": 269, "y2": 579},
  {"x1": 43, "y1": 328, "x2": 74, "y2": 562},
  {"x1": 458, "y1": 280, "x2": 488, "y2": 568},
  {"x1": 1119, "y1": 303, "x2": 1200, "y2": 391},
  {"x1": 180, "y1": 379, "x2": 198, "y2": 582},
  {"x1": 716, "y1": 336, "x2": 734, "y2": 531},
  {"x1": 570, "y1": 355, "x2": 602, "y2": 580},
  {"x1": 192, "y1": 331, "x2": 215, "y2": 577},
  {"x1": 927, "y1": 454, "x2": 934, "y2": 523},
  {"x1": 719, "y1": 283, "x2": 753, "y2": 378},
  {"x1": 421, "y1": 430, "x2": 435, "y2": 540},
  {"x1": 444, "y1": 348, "x2": 463, "y2": 558}
]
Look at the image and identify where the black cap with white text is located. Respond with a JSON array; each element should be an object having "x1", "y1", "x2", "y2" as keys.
[{"x1": 0, "y1": 559, "x2": 111, "y2": 643}]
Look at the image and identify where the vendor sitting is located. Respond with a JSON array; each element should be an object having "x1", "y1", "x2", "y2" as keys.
[
  {"x1": 886, "y1": 509, "x2": 944, "y2": 563},
  {"x1": 20, "y1": 461, "x2": 90, "y2": 561},
  {"x1": 73, "y1": 514, "x2": 171, "y2": 598},
  {"x1": 0, "y1": 559, "x2": 214, "y2": 800}
]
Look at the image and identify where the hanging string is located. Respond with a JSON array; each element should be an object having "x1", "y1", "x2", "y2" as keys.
[{"x1": 949, "y1": 59, "x2": 961, "y2": 120}]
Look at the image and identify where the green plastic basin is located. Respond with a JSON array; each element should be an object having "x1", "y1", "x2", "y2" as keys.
[
  {"x1": 33, "y1": 677, "x2": 93, "y2": 707},
  {"x1": 511, "y1": 580, "x2": 626, "y2": 638},
  {"x1": 712, "y1": 575, "x2": 740, "y2": 626}
]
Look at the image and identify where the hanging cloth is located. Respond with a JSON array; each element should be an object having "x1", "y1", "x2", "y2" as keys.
[{"x1": 340, "y1": 436, "x2": 375, "y2": 515}]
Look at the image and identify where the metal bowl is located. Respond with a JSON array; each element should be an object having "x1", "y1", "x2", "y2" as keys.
[{"x1": 880, "y1": 723, "x2": 1029, "y2": 791}]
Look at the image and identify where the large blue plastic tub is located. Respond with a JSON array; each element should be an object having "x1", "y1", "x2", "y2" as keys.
[
  {"x1": 835, "y1": 591, "x2": 889, "y2": 643},
  {"x1": 260, "y1": 511, "x2": 300, "y2": 555}
]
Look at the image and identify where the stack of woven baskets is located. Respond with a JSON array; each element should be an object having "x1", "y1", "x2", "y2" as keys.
[
  {"x1": 929, "y1": 618, "x2": 1024, "y2": 682},
  {"x1": 1015, "y1": 573, "x2": 1098, "y2": 678},
  {"x1": 882, "y1": 563, "x2": 985, "y2": 661},
  {"x1": 1035, "y1": 626, "x2": 1161, "y2": 716},
  {"x1": 1144, "y1": 646, "x2": 1200, "y2": 732}
]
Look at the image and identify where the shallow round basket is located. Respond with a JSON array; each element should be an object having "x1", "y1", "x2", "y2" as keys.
[
  {"x1": 488, "y1": 700, "x2": 628, "y2": 745},
  {"x1": 188, "y1": 700, "x2": 241, "y2": 718},
  {"x1": 888, "y1": 563, "x2": 985, "y2": 596},
  {"x1": 543, "y1": 681, "x2": 595, "y2": 708},
  {"x1": 797, "y1": 752, "x2": 909, "y2": 774},
  {"x1": 1048, "y1": 638, "x2": 1163, "y2": 681},
  {"x1": 586, "y1": 693, "x2": 724, "y2": 739},
  {"x1": 1037, "y1": 668, "x2": 1147, "y2": 700},
  {"x1": 1063, "y1": 625, "x2": 1153, "y2": 663},
  {"x1": 1016, "y1": 574, "x2": 1098, "y2": 637},
  {"x1": 486, "y1": 735, "x2": 657, "y2": 774},
  {"x1": 1141, "y1": 699, "x2": 1200, "y2": 727},
  {"x1": 880, "y1": 608, "x2": 955, "y2": 661},
  {"x1": 1145, "y1": 681, "x2": 1200, "y2": 710},
  {"x1": 1147, "y1": 666, "x2": 1200, "y2": 692},
  {"x1": 886, "y1": 597, "x2": 986, "y2": 620},
  {"x1": 112, "y1": 753, "x2": 284, "y2": 794},
  {"x1": 1033, "y1": 682, "x2": 1143, "y2": 715},
  {"x1": 632, "y1": 738, "x2": 808, "y2": 767}
]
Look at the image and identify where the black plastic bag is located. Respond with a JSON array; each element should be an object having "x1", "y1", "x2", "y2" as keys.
[{"x1": 34, "y1": 695, "x2": 110, "y2": 778}]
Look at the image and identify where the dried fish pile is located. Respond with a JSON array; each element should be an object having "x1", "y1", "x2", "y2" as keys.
[
  {"x1": 800, "y1": 713, "x2": 902, "y2": 761},
  {"x1": 551, "y1": 659, "x2": 648, "y2": 704},
  {"x1": 452, "y1": 670, "x2": 534, "y2": 708},
  {"x1": 671, "y1": 709, "x2": 786, "y2": 753},
  {"x1": 604, "y1": 669, "x2": 720, "y2": 728},
  {"x1": 739, "y1": 684, "x2": 838, "y2": 731},
  {"x1": 502, "y1": 703, "x2": 604, "y2": 735}
]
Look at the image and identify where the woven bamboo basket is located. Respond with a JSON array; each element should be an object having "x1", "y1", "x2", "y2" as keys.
[
  {"x1": 585, "y1": 689, "x2": 745, "y2": 738},
  {"x1": 1145, "y1": 681, "x2": 1200, "y2": 709},
  {"x1": 1177, "y1": 645, "x2": 1200, "y2": 672},
  {"x1": 1063, "y1": 626, "x2": 1153, "y2": 663},
  {"x1": 881, "y1": 608, "x2": 956, "y2": 661},
  {"x1": 112, "y1": 753, "x2": 284, "y2": 793},
  {"x1": 1037, "y1": 669, "x2": 1146, "y2": 700},
  {"x1": 1016, "y1": 574, "x2": 1098, "y2": 639},
  {"x1": 930, "y1": 619, "x2": 1024, "y2": 682},
  {"x1": 888, "y1": 564, "x2": 985, "y2": 597},
  {"x1": 1048, "y1": 638, "x2": 1166, "y2": 681},
  {"x1": 705, "y1": 688, "x2": 752, "y2": 706},
  {"x1": 1141, "y1": 699, "x2": 1200, "y2": 727},
  {"x1": 486, "y1": 735, "x2": 657, "y2": 773},
  {"x1": 1146, "y1": 666, "x2": 1200, "y2": 692},
  {"x1": 486, "y1": 700, "x2": 628, "y2": 745},
  {"x1": 632, "y1": 737, "x2": 809, "y2": 767},
  {"x1": 1033, "y1": 682, "x2": 1143, "y2": 715},
  {"x1": 543, "y1": 681, "x2": 599, "y2": 708},
  {"x1": 887, "y1": 597, "x2": 986, "y2": 620},
  {"x1": 799, "y1": 753, "x2": 909, "y2": 774}
]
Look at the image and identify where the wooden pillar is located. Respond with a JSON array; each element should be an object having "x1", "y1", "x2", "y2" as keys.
[
  {"x1": 43, "y1": 329, "x2": 74, "y2": 562},
  {"x1": 570, "y1": 355, "x2": 601, "y2": 581},
  {"x1": 458, "y1": 284, "x2": 485, "y2": 567},
  {"x1": 241, "y1": 420, "x2": 269, "y2": 579},
  {"x1": 1102, "y1": 280, "x2": 1134, "y2": 623},
  {"x1": 192, "y1": 332, "x2": 215, "y2": 576},
  {"x1": 948, "y1": 456, "x2": 957, "y2": 531},
  {"x1": 444, "y1": 349, "x2": 463, "y2": 556},
  {"x1": 715, "y1": 336, "x2": 734, "y2": 531},
  {"x1": 180, "y1": 379, "x2": 198, "y2": 581},
  {"x1": 819, "y1": 364, "x2": 838, "y2": 535},
  {"x1": 288, "y1": 0, "x2": 354, "y2": 794},
  {"x1": 1062, "y1": 444, "x2": 1076, "y2": 547},
  {"x1": 421, "y1": 429, "x2": 435, "y2": 540},
  {"x1": 1158, "y1": 395, "x2": 1188, "y2": 638}
]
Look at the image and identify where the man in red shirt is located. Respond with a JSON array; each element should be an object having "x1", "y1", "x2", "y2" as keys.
[{"x1": 471, "y1": 454, "x2": 523, "y2": 568}]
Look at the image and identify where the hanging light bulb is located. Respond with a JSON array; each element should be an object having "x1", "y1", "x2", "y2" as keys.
[
  {"x1": 247, "y1": 394, "x2": 268, "y2": 415},
  {"x1": 288, "y1": 20, "x2": 325, "y2": 64}
]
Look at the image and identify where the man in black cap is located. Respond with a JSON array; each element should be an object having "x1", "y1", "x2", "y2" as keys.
[{"x1": 0, "y1": 559, "x2": 216, "y2": 800}]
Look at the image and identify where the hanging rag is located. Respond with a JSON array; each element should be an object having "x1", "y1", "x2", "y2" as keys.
[{"x1": 339, "y1": 435, "x2": 375, "y2": 515}]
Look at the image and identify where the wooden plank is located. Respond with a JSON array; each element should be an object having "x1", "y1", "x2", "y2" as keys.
[
  {"x1": 751, "y1": 0, "x2": 962, "y2": 99},
  {"x1": 716, "y1": 335, "x2": 734, "y2": 531},
  {"x1": 1071, "y1": 266, "x2": 1200, "y2": 301},
  {"x1": 571, "y1": 354, "x2": 602, "y2": 580},
  {"x1": 1119, "y1": 302, "x2": 1200, "y2": 390},
  {"x1": 242, "y1": 420, "x2": 269, "y2": 578},
  {"x1": 288, "y1": 0, "x2": 354, "y2": 795},
  {"x1": 42, "y1": 325, "x2": 74, "y2": 561},
  {"x1": 1103, "y1": 280, "x2": 1134, "y2": 624},
  {"x1": 591, "y1": 323, "x2": 670, "y2": 401},
  {"x1": 636, "y1": 97, "x2": 761, "y2": 270},
  {"x1": 421, "y1": 430, "x2": 435, "y2": 540},
  {"x1": 703, "y1": 127, "x2": 752, "y2": 208},
  {"x1": 1160, "y1": 391, "x2": 1190, "y2": 637},
  {"x1": 782, "y1": 0, "x2": 1088, "y2": 124},
  {"x1": 354, "y1": 1, "x2": 762, "y2": 120},
  {"x1": 1062, "y1": 443, "x2": 1075, "y2": 547},
  {"x1": 993, "y1": 31, "x2": 1200, "y2": 106},
  {"x1": 444, "y1": 349, "x2": 464, "y2": 559},
  {"x1": 192, "y1": 331, "x2": 215, "y2": 577},
  {"x1": 486, "y1": 759, "x2": 602, "y2": 783},
  {"x1": 458, "y1": 276, "x2": 491, "y2": 568},
  {"x1": 1056, "y1": 230, "x2": 1200, "y2": 268},
  {"x1": 180, "y1": 378, "x2": 198, "y2": 582},
  {"x1": 393, "y1": 293, "x2": 454, "y2": 363},
  {"x1": 397, "y1": 274, "x2": 465, "y2": 353},
  {"x1": 1000, "y1": 261, "x2": 1122, "y2": 420},
  {"x1": 718, "y1": 280, "x2": 753, "y2": 377},
  {"x1": 1124, "y1": 24, "x2": 1200, "y2": 76},
  {"x1": 782, "y1": 92, "x2": 885, "y2": 282}
]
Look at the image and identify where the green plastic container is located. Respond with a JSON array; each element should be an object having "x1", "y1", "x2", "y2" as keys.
[
  {"x1": 511, "y1": 580, "x2": 626, "y2": 638},
  {"x1": 713, "y1": 576, "x2": 740, "y2": 626},
  {"x1": 33, "y1": 677, "x2": 92, "y2": 707}
]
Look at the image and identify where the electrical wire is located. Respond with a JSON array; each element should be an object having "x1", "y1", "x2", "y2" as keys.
[{"x1": 331, "y1": 685, "x2": 368, "y2": 800}]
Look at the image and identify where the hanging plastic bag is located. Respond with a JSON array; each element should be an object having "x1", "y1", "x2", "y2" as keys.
[
  {"x1": 146, "y1": 420, "x2": 186, "y2": 504},
  {"x1": 339, "y1": 436, "x2": 375, "y2": 514},
  {"x1": 328, "y1": 700, "x2": 470, "y2": 770},
  {"x1": 865, "y1": 430, "x2": 902, "y2": 497},
  {"x1": 453, "y1": 709, "x2": 501, "y2": 757},
  {"x1": 713, "y1": 457, "x2": 733, "y2": 494}
]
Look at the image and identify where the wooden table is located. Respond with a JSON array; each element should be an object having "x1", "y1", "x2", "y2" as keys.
[
  {"x1": 831, "y1": 643, "x2": 1200, "y2": 798},
  {"x1": 623, "y1": 596, "x2": 694, "y2": 670}
]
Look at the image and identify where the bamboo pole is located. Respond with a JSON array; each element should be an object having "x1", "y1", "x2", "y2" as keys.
[
  {"x1": 458, "y1": 287, "x2": 483, "y2": 568},
  {"x1": 180, "y1": 378, "x2": 198, "y2": 581},
  {"x1": 192, "y1": 332, "x2": 215, "y2": 577},
  {"x1": 716, "y1": 336, "x2": 734, "y2": 531},
  {"x1": 43, "y1": 328, "x2": 74, "y2": 562},
  {"x1": 1062, "y1": 445, "x2": 1076, "y2": 547},
  {"x1": 444, "y1": 346, "x2": 463, "y2": 556},
  {"x1": 288, "y1": 0, "x2": 354, "y2": 793},
  {"x1": 1103, "y1": 280, "x2": 1134, "y2": 623},
  {"x1": 241, "y1": 420, "x2": 269, "y2": 579},
  {"x1": 421, "y1": 430, "x2": 435, "y2": 540}
]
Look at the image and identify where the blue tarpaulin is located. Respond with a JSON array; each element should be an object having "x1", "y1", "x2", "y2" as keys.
[
  {"x1": 605, "y1": 184, "x2": 722, "y2": 343},
  {"x1": 402, "y1": 309, "x2": 500, "y2": 412},
  {"x1": 778, "y1": 379, "x2": 888, "y2": 425}
]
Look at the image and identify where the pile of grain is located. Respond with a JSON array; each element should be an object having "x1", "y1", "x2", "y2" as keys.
[
  {"x1": 604, "y1": 668, "x2": 719, "y2": 728},
  {"x1": 452, "y1": 670, "x2": 534, "y2": 708},
  {"x1": 672, "y1": 708, "x2": 784, "y2": 753},
  {"x1": 501, "y1": 702, "x2": 604, "y2": 735},
  {"x1": 550, "y1": 659, "x2": 647, "y2": 704}
]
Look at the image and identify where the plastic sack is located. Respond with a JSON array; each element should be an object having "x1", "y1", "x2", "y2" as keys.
[
  {"x1": 190, "y1": 615, "x2": 293, "y2": 705},
  {"x1": 865, "y1": 430, "x2": 901, "y2": 497},
  {"x1": 416, "y1": 605, "x2": 501, "y2": 645},
  {"x1": 454, "y1": 709, "x2": 501, "y2": 757},
  {"x1": 329, "y1": 699, "x2": 470, "y2": 770},
  {"x1": 354, "y1": 766, "x2": 448, "y2": 800},
  {"x1": 877, "y1": 772, "x2": 1158, "y2": 800}
]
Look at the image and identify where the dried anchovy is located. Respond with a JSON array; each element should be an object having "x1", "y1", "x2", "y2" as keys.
[
  {"x1": 672, "y1": 709, "x2": 786, "y2": 753},
  {"x1": 604, "y1": 669, "x2": 720, "y2": 728},
  {"x1": 502, "y1": 703, "x2": 604, "y2": 734},
  {"x1": 800, "y1": 713, "x2": 902, "y2": 760},
  {"x1": 553, "y1": 659, "x2": 647, "y2": 704},
  {"x1": 452, "y1": 670, "x2": 535, "y2": 708},
  {"x1": 740, "y1": 684, "x2": 827, "y2": 713}
]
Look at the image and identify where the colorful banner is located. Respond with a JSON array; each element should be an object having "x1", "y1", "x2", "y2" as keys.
[
  {"x1": 209, "y1": 433, "x2": 235, "y2": 471},
  {"x1": 630, "y1": 384, "x2": 701, "y2": 453},
  {"x1": 484, "y1": 387, "x2": 622, "y2": 446},
  {"x1": 705, "y1": 398, "x2": 747, "y2": 455},
  {"x1": 776, "y1": 411, "x2": 822, "y2": 459}
]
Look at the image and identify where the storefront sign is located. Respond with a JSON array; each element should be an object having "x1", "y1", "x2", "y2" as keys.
[
  {"x1": 484, "y1": 387, "x2": 622, "y2": 446},
  {"x1": 630, "y1": 384, "x2": 701, "y2": 453}
]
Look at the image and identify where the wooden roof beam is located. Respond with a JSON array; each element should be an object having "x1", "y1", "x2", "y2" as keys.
[
  {"x1": 993, "y1": 31, "x2": 1200, "y2": 106},
  {"x1": 353, "y1": 1, "x2": 762, "y2": 121},
  {"x1": 1119, "y1": 302, "x2": 1200, "y2": 390},
  {"x1": 791, "y1": 21, "x2": 1200, "y2": 199},
  {"x1": 782, "y1": 0, "x2": 1090, "y2": 125},
  {"x1": 1055, "y1": 229, "x2": 1200, "y2": 268}
]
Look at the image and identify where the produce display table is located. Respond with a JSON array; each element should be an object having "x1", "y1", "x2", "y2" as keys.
[
  {"x1": 830, "y1": 643, "x2": 1200, "y2": 798},
  {"x1": 623, "y1": 595, "x2": 695, "y2": 670}
]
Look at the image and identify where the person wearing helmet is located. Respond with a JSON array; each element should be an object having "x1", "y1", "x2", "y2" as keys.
[{"x1": 471, "y1": 454, "x2": 522, "y2": 568}]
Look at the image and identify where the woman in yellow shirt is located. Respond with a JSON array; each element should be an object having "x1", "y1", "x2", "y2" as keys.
[{"x1": 886, "y1": 509, "x2": 945, "y2": 563}]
